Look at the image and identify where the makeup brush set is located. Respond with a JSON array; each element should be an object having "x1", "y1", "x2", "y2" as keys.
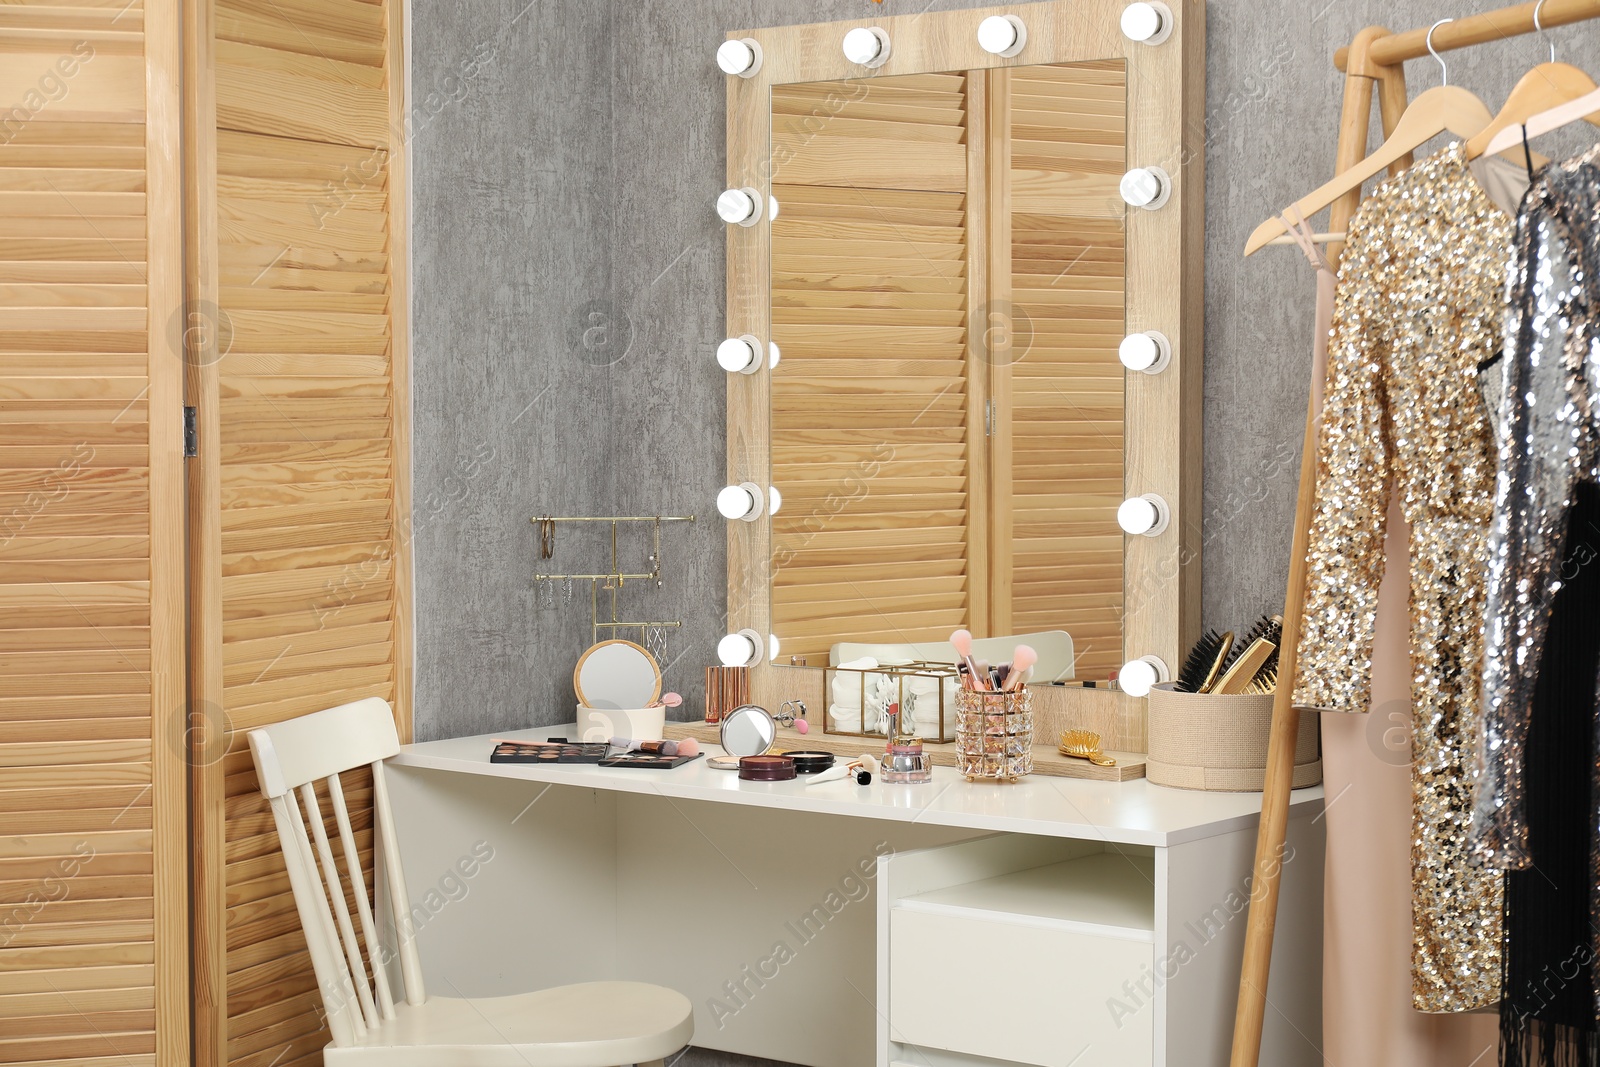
[
  {"x1": 1172, "y1": 615, "x2": 1283, "y2": 696},
  {"x1": 949, "y1": 629, "x2": 1036, "y2": 692}
]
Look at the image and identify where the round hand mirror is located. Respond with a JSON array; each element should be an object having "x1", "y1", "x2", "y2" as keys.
[
  {"x1": 573, "y1": 639, "x2": 661, "y2": 710},
  {"x1": 719, "y1": 704, "x2": 777, "y2": 758}
]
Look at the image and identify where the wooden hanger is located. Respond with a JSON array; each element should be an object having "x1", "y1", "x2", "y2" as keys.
[
  {"x1": 1481, "y1": 79, "x2": 1600, "y2": 157},
  {"x1": 1243, "y1": 85, "x2": 1493, "y2": 256},
  {"x1": 1464, "y1": 61, "x2": 1599, "y2": 158}
]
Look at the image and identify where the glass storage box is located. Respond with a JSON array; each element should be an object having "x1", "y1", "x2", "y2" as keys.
[
  {"x1": 955, "y1": 687, "x2": 1034, "y2": 781},
  {"x1": 823, "y1": 660, "x2": 960, "y2": 743}
]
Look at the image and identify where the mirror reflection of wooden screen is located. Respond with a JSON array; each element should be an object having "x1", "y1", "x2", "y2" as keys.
[{"x1": 769, "y1": 63, "x2": 1126, "y2": 677}]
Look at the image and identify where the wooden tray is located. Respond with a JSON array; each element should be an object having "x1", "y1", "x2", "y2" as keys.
[{"x1": 662, "y1": 719, "x2": 1145, "y2": 782}]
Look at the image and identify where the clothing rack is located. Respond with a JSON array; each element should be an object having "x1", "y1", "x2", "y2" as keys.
[{"x1": 1231, "y1": 5, "x2": 1600, "y2": 1066}]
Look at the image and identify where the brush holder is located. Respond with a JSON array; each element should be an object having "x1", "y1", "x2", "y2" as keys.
[
  {"x1": 1145, "y1": 683, "x2": 1320, "y2": 792},
  {"x1": 954, "y1": 687, "x2": 1033, "y2": 782}
]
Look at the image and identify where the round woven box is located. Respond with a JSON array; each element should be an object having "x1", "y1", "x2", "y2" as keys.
[{"x1": 1144, "y1": 683, "x2": 1321, "y2": 792}]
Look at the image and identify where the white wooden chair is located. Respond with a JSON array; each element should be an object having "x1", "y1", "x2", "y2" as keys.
[{"x1": 247, "y1": 696, "x2": 693, "y2": 1066}]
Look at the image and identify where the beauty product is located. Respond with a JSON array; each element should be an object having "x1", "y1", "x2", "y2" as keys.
[
  {"x1": 489, "y1": 740, "x2": 609, "y2": 765},
  {"x1": 607, "y1": 736, "x2": 699, "y2": 758},
  {"x1": 949, "y1": 629, "x2": 985, "y2": 690},
  {"x1": 784, "y1": 750, "x2": 835, "y2": 775},
  {"x1": 598, "y1": 749, "x2": 702, "y2": 769},
  {"x1": 1003, "y1": 645, "x2": 1037, "y2": 691},
  {"x1": 738, "y1": 754, "x2": 796, "y2": 781},
  {"x1": 881, "y1": 743, "x2": 934, "y2": 784},
  {"x1": 1211, "y1": 637, "x2": 1276, "y2": 695},
  {"x1": 803, "y1": 764, "x2": 853, "y2": 786},
  {"x1": 707, "y1": 754, "x2": 741, "y2": 770}
]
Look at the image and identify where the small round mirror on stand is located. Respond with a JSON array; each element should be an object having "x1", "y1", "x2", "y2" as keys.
[
  {"x1": 711, "y1": 704, "x2": 777, "y2": 768},
  {"x1": 573, "y1": 639, "x2": 662, "y2": 710}
]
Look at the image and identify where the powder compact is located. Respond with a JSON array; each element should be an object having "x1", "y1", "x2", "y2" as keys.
[
  {"x1": 784, "y1": 750, "x2": 835, "y2": 775},
  {"x1": 738, "y1": 754, "x2": 796, "y2": 782}
]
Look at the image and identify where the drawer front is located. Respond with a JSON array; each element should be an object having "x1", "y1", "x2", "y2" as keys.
[{"x1": 888, "y1": 907, "x2": 1154, "y2": 1067}]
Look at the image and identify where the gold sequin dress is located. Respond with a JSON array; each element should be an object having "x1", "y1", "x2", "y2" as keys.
[{"x1": 1292, "y1": 142, "x2": 1505, "y2": 1013}]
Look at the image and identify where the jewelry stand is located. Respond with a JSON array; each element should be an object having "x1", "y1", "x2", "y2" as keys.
[{"x1": 529, "y1": 515, "x2": 695, "y2": 652}]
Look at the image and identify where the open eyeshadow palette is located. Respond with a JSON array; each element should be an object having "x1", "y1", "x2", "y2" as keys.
[
  {"x1": 489, "y1": 740, "x2": 608, "y2": 764},
  {"x1": 598, "y1": 751, "x2": 702, "y2": 770}
]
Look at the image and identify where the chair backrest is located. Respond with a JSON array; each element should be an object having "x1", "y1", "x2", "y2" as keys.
[{"x1": 247, "y1": 697, "x2": 425, "y2": 1047}]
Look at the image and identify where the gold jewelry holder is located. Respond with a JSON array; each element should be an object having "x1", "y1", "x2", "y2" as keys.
[{"x1": 528, "y1": 515, "x2": 695, "y2": 647}]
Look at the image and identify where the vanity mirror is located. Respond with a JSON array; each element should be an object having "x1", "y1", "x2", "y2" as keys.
[{"x1": 723, "y1": 0, "x2": 1202, "y2": 698}]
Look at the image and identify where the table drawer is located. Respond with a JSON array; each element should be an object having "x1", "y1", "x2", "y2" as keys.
[{"x1": 889, "y1": 905, "x2": 1153, "y2": 1066}]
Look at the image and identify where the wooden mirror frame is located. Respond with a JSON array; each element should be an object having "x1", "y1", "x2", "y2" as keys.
[{"x1": 724, "y1": 0, "x2": 1203, "y2": 705}]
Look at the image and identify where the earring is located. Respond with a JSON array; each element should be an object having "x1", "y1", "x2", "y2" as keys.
[
  {"x1": 563, "y1": 577, "x2": 574, "y2": 605},
  {"x1": 538, "y1": 579, "x2": 554, "y2": 610},
  {"x1": 538, "y1": 518, "x2": 555, "y2": 560}
]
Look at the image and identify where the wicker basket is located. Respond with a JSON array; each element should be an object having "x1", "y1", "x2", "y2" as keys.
[{"x1": 1144, "y1": 683, "x2": 1320, "y2": 792}]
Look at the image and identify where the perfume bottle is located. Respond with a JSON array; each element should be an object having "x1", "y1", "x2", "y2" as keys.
[{"x1": 880, "y1": 703, "x2": 933, "y2": 784}]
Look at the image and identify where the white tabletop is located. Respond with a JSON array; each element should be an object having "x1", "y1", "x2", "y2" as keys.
[{"x1": 393, "y1": 726, "x2": 1324, "y2": 848}]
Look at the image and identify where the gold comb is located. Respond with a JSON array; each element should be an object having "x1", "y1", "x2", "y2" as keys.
[{"x1": 1059, "y1": 730, "x2": 1117, "y2": 767}]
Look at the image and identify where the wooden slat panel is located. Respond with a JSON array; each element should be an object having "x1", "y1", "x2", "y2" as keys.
[
  {"x1": 1002, "y1": 63, "x2": 1127, "y2": 679},
  {"x1": 769, "y1": 74, "x2": 975, "y2": 664},
  {"x1": 190, "y1": 3, "x2": 410, "y2": 1064}
]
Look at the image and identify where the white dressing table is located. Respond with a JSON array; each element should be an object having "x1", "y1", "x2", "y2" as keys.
[{"x1": 386, "y1": 727, "x2": 1324, "y2": 1067}]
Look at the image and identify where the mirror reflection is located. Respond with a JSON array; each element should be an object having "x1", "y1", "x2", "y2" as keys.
[{"x1": 769, "y1": 61, "x2": 1129, "y2": 680}]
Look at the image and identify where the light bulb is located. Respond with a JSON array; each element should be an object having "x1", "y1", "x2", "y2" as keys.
[
  {"x1": 769, "y1": 634, "x2": 780, "y2": 660},
  {"x1": 769, "y1": 194, "x2": 780, "y2": 221},
  {"x1": 1117, "y1": 494, "x2": 1170, "y2": 537},
  {"x1": 717, "y1": 483, "x2": 762, "y2": 521},
  {"x1": 718, "y1": 631, "x2": 759, "y2": 667},
  {"x1": 1118, "y1": 656, "x2": 1169, "y2": 698},
  {"x1": 1120, "y1": 166, "x2": 1171, "y2": 210},
  {"x1": 769, "y1": 342, "x2": 781, "y2": 369},
  {"x1": 842, "y1": 26, "x2": 890, "y2": 67},
  {"x1": 768, "y1": 486, "x2": 782, "y2": 515},
  {"x1": 1118, "y1": 330, "x2": 1172, "y2": 374},
  {"x1": 1121, "y1": 2, "x2": 1173, "y2": 44},
  {"x1": 716, "y1": 38, "x2": 762, "y2": 77},
  {"x1": 717, "y1": 187, "x2": 762, "y2": 226},
  {"x1": 977, "y1": 15, "x2": 1026, "y2": 57},
  {"x1": 717, "y1": 335, "x2": 761, "y2": 374}
]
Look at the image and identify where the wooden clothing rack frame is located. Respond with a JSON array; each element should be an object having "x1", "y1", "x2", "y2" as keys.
[{"x1": 1231, "y1": 4, "x2": 1600, "y2": 1066}]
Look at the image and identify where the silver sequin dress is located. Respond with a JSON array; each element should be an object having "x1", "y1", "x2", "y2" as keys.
[
  {"x1": 1292, "y1": 143, "x2": 1504, "y2": 1012},
  {"x1": 1476, "y1": 144, "x2": 1600, "y2": 871}
]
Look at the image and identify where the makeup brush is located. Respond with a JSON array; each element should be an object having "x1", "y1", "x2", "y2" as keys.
[
  {"x1": 1175, "y1": 630, "x2": 1233, "y2": 693},
  {"x1": 950, "y1": 630, "x2": 984, "y2": 689},
  {"x1": 975, "y1": 659, "x2": 992, "y2": 691},
  {"x1": 1003, "y1": 645, "x2": 1037, "y2": 691}
]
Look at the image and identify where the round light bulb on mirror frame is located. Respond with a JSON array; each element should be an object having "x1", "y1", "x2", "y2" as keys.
[
  {"x1": 769, "y1": 634, "x2": 780, "y2": 661},
  {"x1": 1118, "y1": 330, "x2": 1172, "y2": 374},
  {"x1": 1117, "y1": 493, "x2": 1170, "y2": 537},
  {"x1": 716, "y1": 186, "x2": 763, "y2": 226},
  {"x1": 1121, "y1": 2, "x2": 1173, "y2": 45},
  {"x1": 768, "y1": 486, "x2": 782, "y2": 515},
  {"x1": 718, "y1": 628, "x2": 764, "y2": 668},
  {"x1": 716, "y1": 37, "x2": 763, "y2": 77},
  {"x1": 717, "y1": 335, "x2": 762, "y2": 375},
  {"x1": 1120, "y1": 166, "x2": 1171, "y2": 210},
  {"x1": 769, "y1": 341, "x2": 781, "y2": 369},
  {"x1": 716, "y1": 481, "x2": 765, "y2": 522},
  {"x1": 976, "y1": 14, "x2": 1027, "y2": 57},
  {"x1": 842, "y1": 26, "x2": 891, "y2": 67},
  {"x1": 1118, "y1": 655, "x2": 1169, "y2": 698}
]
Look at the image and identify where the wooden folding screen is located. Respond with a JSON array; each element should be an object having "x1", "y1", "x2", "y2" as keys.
[
  {"x1": 185, "y1": 0, "x2": 412, "y2": 1065},
  {"x1": 0, "y1": 2, "x2": 189, "y2": 1065},
  {"x1": 769, "y1": 73, "x2": 985, "y2": 664},
  {"x1": 992, "y1": 62, "x2": 1126, "y2": 679}
]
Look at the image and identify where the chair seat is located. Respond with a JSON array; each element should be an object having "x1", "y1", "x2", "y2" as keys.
[{"x1": 323, "y1": 981, "x2": 694, "y2": 1067}]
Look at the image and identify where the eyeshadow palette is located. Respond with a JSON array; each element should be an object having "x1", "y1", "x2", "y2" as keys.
[
  {"x1": 598, "y1": 751, "x2": 703, "y2": 770},
  {"x1": 490, "y1": 741, "x2": 608, "y2": 765}
]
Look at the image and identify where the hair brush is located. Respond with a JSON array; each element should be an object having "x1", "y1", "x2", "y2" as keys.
[
  {"x1": 1225, "y1": 615, "x2": 1283, "y2": 674},
  {"x1": 1175, "y1": 629, "x2": 1233, "y2": 693}
]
